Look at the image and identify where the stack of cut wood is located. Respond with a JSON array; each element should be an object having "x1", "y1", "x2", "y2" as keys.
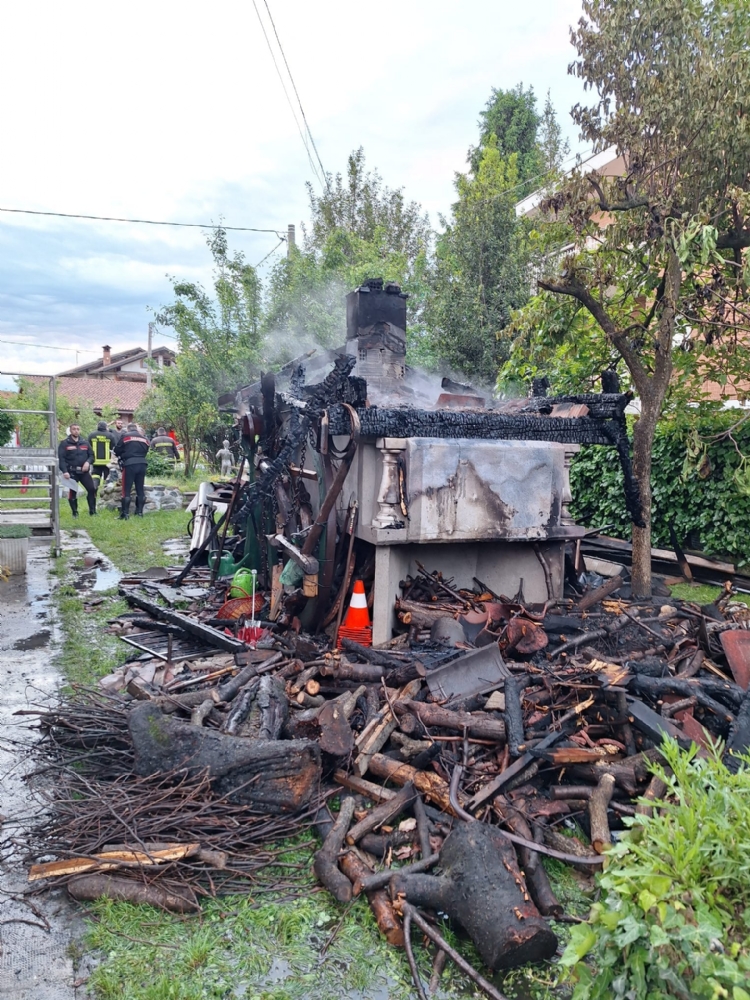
[{"x1": 16, "y1": 568, "x2": 750, "y2": 999}]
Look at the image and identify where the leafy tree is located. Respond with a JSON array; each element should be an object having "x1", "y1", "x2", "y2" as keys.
[
  {"x1": 263, "y1": 148, "x2": 431, "y2": 358},
  {"x1": 143, "y1": 229, "x2": 263, "y2": 476},
  {"x1": 424, "y1": 85, "x2": 570, "y2": 383},
  {"x1": 0, "y1": 401, "x2": 16, "y2": 446},
  {"x1": 425, "y1": 145, "x2": 533, "y2": 382},
  {"x1": 470, "y1": 83, "x2": 541, "y2": 187},
  {"x1": 10, "y1": 379, "x2": 103, "y2": 447},
  {"x1": 538, "y1": 89, "x2": 570, "y2": 178},
  {"x1": 508, "y1": 0, "x2": 750, "y2": 596}
]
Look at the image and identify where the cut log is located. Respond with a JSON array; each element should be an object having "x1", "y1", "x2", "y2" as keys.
[
  {"x1": 354, "y1": 679, "x2": 422, "y2": 776},
  {"x1": 391, "y1": 732, "x2": 433, "y2": 758},
  {"x1": 68, "y1": 873, "x2": 200, "y2": 913},
  {"x1": 221, "y1": 678, "x2": 260, "y2": 734},
  {"x1": 396, "y1": 600, "x2": 456, "y2": 627},
  {"x1": 338, "y1": 637, "x2": 410, "y2": 668},
  {"x1": 588, "y1": 773, "x2": 615, "y2": 853},
  {"x1": 313, "y1": 797, "x2": 357, "y2": 903},
  {"x1": 321, "y1": 660, "x2": 385, "y2": 683},
  {"x1": 334, "y1": 769, "x2": 396, "y2": 803},
  {"x1": 129, "y1": 702, "x2": 320, "y2": 813},
  {"x1": 256, "y1": 675, "x2": 288, "y2": 740},
  {"x1": 503, "y1": 675, "x2": 528, "y2": 756},
  {"x1": 635, "y1": 773, "x2": 668, "y2": 817},
  {"x1": 526, "y1": 822, "x2": 563, "y2": 917},
  {"x1": 340, "y1": 852, "x2": 404, "y2": 947},
  {"x1": 346, "y1": 782, "x2": 416, "y2": 845},
  {"x1": 157, "y1": 689, "x2": 221, "y2": 714},
  {"x1": 413, "y1": 794, "x2": 432, "y2": 861},
  {"x1": 395, "y1": 701, "x2": 506, "y2": 743},
  {"x1": 392, "y1": 821, "x2": 557, "y2": 970},
  {"x1": 384, "y1": 660, "x2": 424, "y2": 687},
  {"x1": 569, "y1": 748, "x2": 662, "y2": 797},
  {"x1": 316, "y1": 698, "x2": 355, "y2": 756},
  {"x1": 366, "y1": 754, "x2": 460, "y2": 816},
  {"x1": 190, "y1": 699, "x2": 215, "y2": 727}
]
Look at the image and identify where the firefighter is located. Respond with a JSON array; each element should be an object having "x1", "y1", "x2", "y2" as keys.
[
  {"x1": 150, "y1": 426, "x2": 180, "y2": 467},
  {"x1": 58, "y1": 424, "x2": 98, "y2": 517},
  {"x1": 114, "y1": 422, "x2": 150, "y2": 519},
  {"x1": 88, "y1": 420, "x2": 116, "y2": 487}
]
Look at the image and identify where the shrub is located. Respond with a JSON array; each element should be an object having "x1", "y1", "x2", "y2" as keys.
[
  {"x1": 570, "y1": 410, "x2": 750, "y2": 567},
  {"x1": 146, "y1": 450, "x2": 175, "y2": 479},
  {"x1": 561, "y1": 739, "x2": 750, "y2": 1000},
  {"x1": 0, "y1": 524, "x2": 31, "y2": 539}
]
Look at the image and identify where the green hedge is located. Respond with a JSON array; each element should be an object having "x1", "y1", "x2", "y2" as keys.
[{"x1": 569, "y1": 410, "x2": 750, "y2": 568}]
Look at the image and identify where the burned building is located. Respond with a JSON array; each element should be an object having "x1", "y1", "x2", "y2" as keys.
[{"x1": 218, "y1": 280, "x2": 639, "y2": 644}]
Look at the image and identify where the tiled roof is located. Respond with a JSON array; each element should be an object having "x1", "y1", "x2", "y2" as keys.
[
  {"x1": 26, "y1": 376, "x2": 150, "y2": 414},
  {"x1": 57, "y1": 345, "x2": 174, "y2": 377}
]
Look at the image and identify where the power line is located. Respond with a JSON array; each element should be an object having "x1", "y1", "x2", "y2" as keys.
[
  {"x1": 0, "y1": 338, "x2": 97, "y2": 353},
  {"x1": 0, "y1": 206, "x2": 286, "y2": 235},
  {"x1": 250, "y1": 0, "x2": 324, "y2": 189},
  {"x1": 261, "y1": 0, "x2": 329, "y2": 192},
  {"x1": 254, "y1": 237, "x2": 286, "y2": 269}
]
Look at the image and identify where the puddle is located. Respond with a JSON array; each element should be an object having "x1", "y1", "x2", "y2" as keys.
[
  {"x1": 68, "y1": 561, "x2": 122, "y2": 593},
  {"x1": 13, "y1": 629, "x2": 51, "y2": 650},
  {"x1": 93, "y1": 566, "x2": 122, "y2": 591}
]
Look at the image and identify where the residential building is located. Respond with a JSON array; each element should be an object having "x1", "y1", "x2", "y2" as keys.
[{"x1": 57, "y1": 344, "x2": 176, "y2": 382}]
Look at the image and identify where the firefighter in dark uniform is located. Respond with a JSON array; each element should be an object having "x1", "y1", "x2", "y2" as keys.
[
  {"x1": 58, "y1": 424, "x2": 98, "y2": 517},
  {"x1": 88, "y1": 421, "x2": 116, "y2": 487},
  {"x1": 150, "y1": 427, "x2": 180, "y2": 467},
  {"x1": 114, "y1": 423, "x2": 150, "y2": 519}
]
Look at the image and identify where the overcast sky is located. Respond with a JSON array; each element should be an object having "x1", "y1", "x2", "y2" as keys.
[{"x1": 0, "y1": 0, "x2": 587, "y2": 391}]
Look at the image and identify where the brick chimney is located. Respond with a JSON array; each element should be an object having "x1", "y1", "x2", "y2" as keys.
[{"x1": 102, "y1": 345, "x2": 111, "y2": 367}]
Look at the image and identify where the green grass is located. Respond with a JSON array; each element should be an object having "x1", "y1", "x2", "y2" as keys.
[
  {"x1": 0, "y1": 483, "x2": 51, "y2": 510},
  {"x1": 61, "y1": 505, "x2": 189, "y2": 571},
  {"x1": 145, "y1": 471, "x2": 206, "y2": 493},
  {"x1": 669, "y1": 581, "x2": 750, "y2": 607},
  {"x1": 55, "y1": 583, "x2": 130, "y2": 687}
]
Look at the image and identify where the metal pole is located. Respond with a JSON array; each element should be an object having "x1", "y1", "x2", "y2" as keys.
[
  {"x1": 147, "y1": 323, "x2": 153, "y2": 388},
  {"x1": 49, "y1": 376, "x2": 61, "y2": 556}
]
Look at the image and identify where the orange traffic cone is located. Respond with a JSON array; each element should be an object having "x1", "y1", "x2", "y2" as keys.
[{"x1": 337, "y1": 579, "x2": 372, "y2": 648}]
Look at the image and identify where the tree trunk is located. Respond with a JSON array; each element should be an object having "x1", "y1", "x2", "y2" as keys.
[{"x1": 630, "y1": 400, "x2": 658, "y2": 598}]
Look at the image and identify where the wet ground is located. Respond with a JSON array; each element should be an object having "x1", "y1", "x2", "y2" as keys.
[{"x1": 0, "y1": 539, "x2": 92, "y2": 999}]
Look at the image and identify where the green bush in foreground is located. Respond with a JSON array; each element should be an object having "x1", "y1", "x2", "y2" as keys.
[{"x1": 561, "y1": 739, "x2": 750, "y2": 1000}]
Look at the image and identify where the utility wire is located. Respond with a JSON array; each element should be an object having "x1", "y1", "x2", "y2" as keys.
[
  {"x1": 0, "y1": 206, "x2": 285, "y2": 235},
  {"x1": 262, "y1": 0, "x2": 329, "y2": 191},
  {"x1": 250, "y1": 0, "x2": 324, "y2": 189},
  {"x1": 0, "y1": 338, "x2": 97, "y2": 353},
  {"x1": 254, "y1": 237, "x2": 286, "y2": 269}
]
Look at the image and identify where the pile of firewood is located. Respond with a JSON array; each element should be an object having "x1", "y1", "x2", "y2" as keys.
[{"x1": 9, "y1": 566, "x2": 750, "y2": 998}]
